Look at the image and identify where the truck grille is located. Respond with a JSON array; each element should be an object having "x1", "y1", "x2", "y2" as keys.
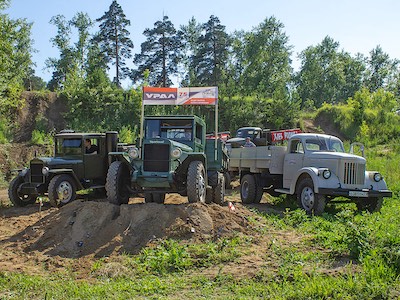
[
  {"x1": 143, "y1": 144, "x2": 169, "y2": 172},
  {"x1": 30, "y1": 161, "x2": 45, "y2": 183},
  {"x1": 343, "y1": 162, "x2": 365, "y2": 185}
]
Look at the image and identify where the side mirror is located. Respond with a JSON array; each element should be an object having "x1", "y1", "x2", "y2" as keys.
[{"x1": 350, "y1": 142, "x2": 365, "y2": 157}]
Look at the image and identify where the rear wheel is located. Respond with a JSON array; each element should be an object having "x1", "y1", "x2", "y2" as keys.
[
  {"x1": 106, "y1": 161, "x2": 130, "y2": 205},
  {"x1": 224, "y1": 172, "x2": 231, "y2": 190},
  {"x1": 48, "y1": 174, "x2": 76, "y2": 207},
  {"x1": 240, "y1": 174, "x2": 257, "y2": 204},
  {"x1": 8, "y1": 176, "x2": 37, "y2": 207},
  {"x1": 297, "y1": 178, "x2": 325, "y2": 215},
  {"x1": 213, "y1": 173, "x2": 225, "y2": 205},
  {"x1": 187, "y1": 161, "x2": 206, "y2": 203}
]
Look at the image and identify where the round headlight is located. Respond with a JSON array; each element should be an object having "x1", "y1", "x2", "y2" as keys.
[
  {"x1": 373, "y1": 172, "x2": 382, "y2": 182},
  {"x1": 20, "y1": 168, "x2": 28, "y2": 177},
  {"x1": 42, "y1": 167, "x2": 49, "y2": 175},
  {"x1": 322, "y1": 169, "x2": 331, "y2": 179},
  {"x1": 171, "y1": 148, "x2": 182, "y2": 158},
  {"x1": 128, "y1": 147, "x2": 139, "y2": 159}
]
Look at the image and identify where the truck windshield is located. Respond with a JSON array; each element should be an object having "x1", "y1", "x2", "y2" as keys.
[
  {"x1": 145, "y1": 119, "x2": 193, "y2": 141},
  {"x1": 56, "y1": 138, "x2": 82, "y2": 155},
  {"x1": 305, "y1": 137, "x2": 345, "y2": 152},
  {"x1": 236, "y1": 128, "x2": 260, "y2": 138}
]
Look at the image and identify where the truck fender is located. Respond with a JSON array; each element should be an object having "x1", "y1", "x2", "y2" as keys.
[
  {"x1": 365, "y1": 171, "x2": 389, "y2": 190},
  {"x1": 108, "y1": 152, "x2": 135, "y2": 171},
  {"x1": 290, "y1": 167, "x2": 341, "y2": 194},
  {"x1": 48, "y1": 169, "x2": 84, "y2": 190}
]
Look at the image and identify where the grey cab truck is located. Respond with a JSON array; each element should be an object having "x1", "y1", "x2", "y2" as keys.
[
  {"x1": 229, "y1": 132, "x2": 392, "y2": 214},
  {"x1": 9, "y1": 131, "x2": 119, "y2": 207},
  {"x1": 105, "y1": 115, "x2": 228, "y2": 205}
]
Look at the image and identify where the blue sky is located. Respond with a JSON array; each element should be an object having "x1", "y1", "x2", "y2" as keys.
[{"x1": 5, "y1": 0, "x2": 400, "y2": 85}]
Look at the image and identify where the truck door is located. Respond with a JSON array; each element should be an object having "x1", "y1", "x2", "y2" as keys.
[
  {"x1": 84, "y1": 138, "x2": 105, "y2": 180},
  {"x1": 283, "y1": 139, "x2": 304, "y2": 189}
]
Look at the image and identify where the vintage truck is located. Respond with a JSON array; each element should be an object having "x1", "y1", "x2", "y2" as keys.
[
  {"x1": 105, "y1": 115, "x2": 228, "y2": 205},
  {"x1": 226, "y1": 126, "x2": 301, "y2": 149},
  {"x1": 8, "y1": 131, "x2": 119, "y2": 207},
  {"x1": 229, "y1": 132, "x2": 392, "y2": 214}
]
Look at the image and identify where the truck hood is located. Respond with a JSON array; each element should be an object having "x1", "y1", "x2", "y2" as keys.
[
  {"x1": 170, "y1": 140, "x2": 193, "y2": 152},
  {"x1": 38, "y1": 157, "x2": 83, "y2": 166},
  {"x1": 307, "y1": 151, "x2": 366, "y2": 163},
  {"x1": 146, "y1": 138, "x2": 193, "y2": 152}
]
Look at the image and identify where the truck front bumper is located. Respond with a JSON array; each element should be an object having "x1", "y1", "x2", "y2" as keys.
[
  {"x1": 318, "y1": 188, "x2": 392, "y2": 198},
  {"x1": 19, "y1": 182, "x2": 46, "y2": 195}
]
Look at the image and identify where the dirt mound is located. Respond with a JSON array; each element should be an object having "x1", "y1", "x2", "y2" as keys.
[{"x1": 23, "y1": 200, "x2": 251, "y2": 258}]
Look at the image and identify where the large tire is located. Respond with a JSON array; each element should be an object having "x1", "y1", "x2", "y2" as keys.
[
  {"x1": 106, "y1": 161, "x2": 130, "y2": 205},
  {"x1": 213, "y1": 173, "x2": 225, "y2": 205},
  {"x1": 8, "y1": 176, "x2": 37, "y2": 207},
  {"x1": 240, "y1": 174, "x2": 257, "y2": 204},
  {"x1": 48, "y1": 174, "x2": 76, "y2": 207},
  {"x1": 357, "y1": 198, "x2": 383, "y2": 213},
  {"x1": 224, "y1": 172, "x2": 231, "y2": 190},
  {"x1": 297, "y1": 178, "x2": 325, "y2": 215},
  {"x1": 187, "y1": 161, "x2": 206, "y2": 203}
]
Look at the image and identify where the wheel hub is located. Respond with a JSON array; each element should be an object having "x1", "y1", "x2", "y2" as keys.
[
  {"x1": 57, "y1": 181, "x2": 73, "y2": 203},
  {"x1": 301, "y1": 187, "x2": 314, "y2": 210},
  {"x1": 199, "y1": 174, "x2": 206, "y2": 202}
]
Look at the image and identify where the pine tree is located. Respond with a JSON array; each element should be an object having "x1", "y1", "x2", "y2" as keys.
[
  {"x1": 190, "y1": 15, "x2": 230, "y2": 86},
  {"x1": 132, "y1": 15, "x2": 181, "y2": 87},
  {"x1": 95, "y1": 0, "x2": 133, "y2": 87}
]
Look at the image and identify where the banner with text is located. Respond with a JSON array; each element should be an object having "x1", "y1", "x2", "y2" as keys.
[{"x1": 143, "y1": 87, "x2": 218, "y2": 105}]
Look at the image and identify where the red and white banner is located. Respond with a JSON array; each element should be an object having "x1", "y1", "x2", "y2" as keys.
[
  {"x1": 143, "y1": 87, "x2": 218, "y2": 105},
  {"x1": 271, "y1": 129, "x2": 302, "y2": 142}
]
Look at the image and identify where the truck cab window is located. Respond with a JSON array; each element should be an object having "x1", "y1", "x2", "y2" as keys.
[{"x1": 290, "y1": 140, "x2": 304, "y2": 154}]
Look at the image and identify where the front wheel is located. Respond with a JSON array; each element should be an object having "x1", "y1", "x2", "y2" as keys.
[
  {"x1": 297, "y1": 178, "x2": 325, "y2": 215},
  {"x1": 106, "y1": 161, "x2": 130, "y2": 205},
  {"x1": 187, "y1": 161, "x2": 206, "y2": 203},
  {"x1": 48, "y1": 175, "x2": 76, "y2": 207},
  {"x1": 8, "y1": 176, "x2": 37, "y2": 207}
]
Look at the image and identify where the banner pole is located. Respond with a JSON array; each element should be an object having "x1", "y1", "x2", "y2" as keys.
[
  {"x1": 215, "y1": 94, "x2": 218, "y2": 161},
  {"x1": 140, "y1": 87, "x2": 145, "y2": 150}
]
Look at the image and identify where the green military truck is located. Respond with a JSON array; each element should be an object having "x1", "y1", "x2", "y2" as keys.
[
  {"x1": 105, "y1": 115, "x2": 228, "y2": 205},
  {"x1": 8, "y1": 131, "x2": 119, "y2": 207}
]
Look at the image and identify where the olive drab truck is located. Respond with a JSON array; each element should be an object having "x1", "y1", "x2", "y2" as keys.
[
  {"x1": 9, "y1": 131, "x2": 119, "y2": 207},
  {"x1": 105, "y1": 87, "x2": 228, "y2": 205},
  {"x1": 229, "y1": 130, "x2": 392, "y2": 215}
]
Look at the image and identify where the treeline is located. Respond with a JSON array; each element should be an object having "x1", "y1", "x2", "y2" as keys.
[{"x1": 1, "y1": 0, "x2": 400, "y2": 144}]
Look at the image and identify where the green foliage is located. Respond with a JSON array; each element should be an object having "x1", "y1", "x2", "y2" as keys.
[
  {"x1": 190, "y1": 15, "x2": 230, "y2": 87},
  {"x1": 241, "y1": 16, "x2": 292, "y2": 99},
  {"x1": 136, "y1": 240, "x2": 193, "y2": 274},
  {"x1": 296, "y1": 36, "x2": 365, "y2": 108},
  {"x1": 133, "y1": 15, "x2": 182, "y2": 87},
  {"x1": 95, "y1": 0, "x2": 133, "y2": 86},
  {"x1": 118, "y1": 125, "x2": 136, "y2": 144}
]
